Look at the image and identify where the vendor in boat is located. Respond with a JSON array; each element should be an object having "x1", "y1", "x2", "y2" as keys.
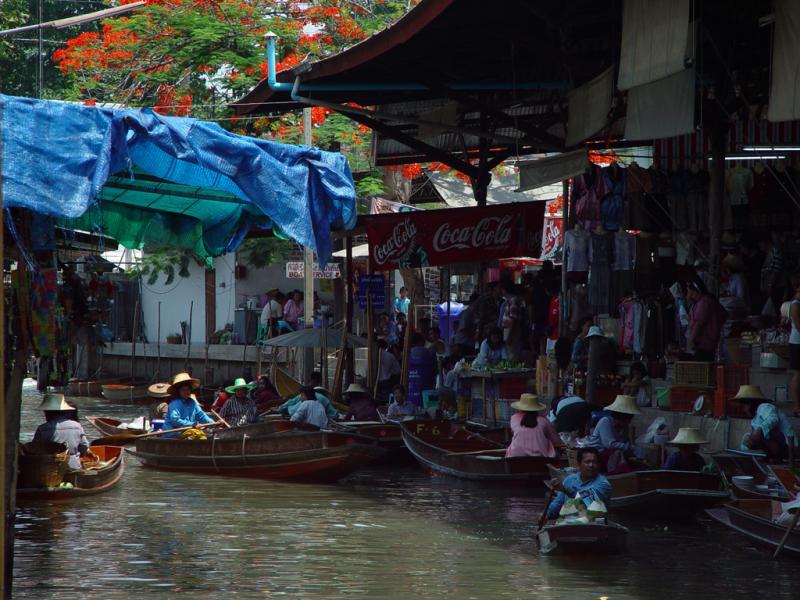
[
  {"x1": 472, "y1": 327, "x2": 507, "y2": 369},
  {"x1": 33, "y1": 393, "x2": 97, "y2": 469},
  {"x1": 162, "y1": 372, "x2": 214, "y2": 437},
  {"x1": 220, "y1": 378, "x2": 259, "y2": 427},
  {"x1": 387, "y1": 384, "x2": 418, "y2": 418},
  {"x1": 147, "y1": 382, "x2": 171, "y2": 420},
  {"x1": 505, "y1": 394, "x2": 562, "y2": 459},
  {"x1": 276, "y1": 372, "x2": 337, "y2": 419},
  {"x1": 587, "y1": 394, "x2": 644, "y2": 474},
  {"x1": 662, "y1": 428, "x2": 708, "y2": 471},
  {"x1": 343, "y1": 383, "x2": 380, "y2": 421},
  {"x1": 545, "y1": 447, "x2": 611, "y2": 519},
  {"x1": 736, "y1": 385, "x2": 799, "y2": 460},
  {"x1": 253, "y1": 375, "x2": 282, "y2": 411},
  {"x1": 549, "y1": 395, "x2": 594, "y2": 435},
  {"x1": 290, "y1": 386, "x2": 329, "y2": 430}
]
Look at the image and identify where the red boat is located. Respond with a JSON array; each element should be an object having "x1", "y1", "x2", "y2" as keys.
[
  {"x1": 712, "y1": 454, "x2": 792, "y2": 501},
  {"x1": 707, "y1": 499, "x2": 800, "y2": 559},
  {"x1": 17, "y1": 446, "x2": 125, "y2": 503}
]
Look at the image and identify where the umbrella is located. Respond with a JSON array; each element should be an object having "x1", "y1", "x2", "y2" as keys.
[{"x1": 260, "y1": 327, "x2": 367, "y2": 349}]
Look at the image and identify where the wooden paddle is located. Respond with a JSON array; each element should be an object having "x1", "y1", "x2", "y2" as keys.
[
  {"x1": 537, "y1": 488, "x2": 556, "y2": 532},
  {"x1": 210, "y1": 409, "x2": 230, "y2": 428},
  {"x1": 90, "y1": 420, "x2": 223, "y2": 446},
  {"x1": 773, "y1": 509, "x2": 800, "y2": 559}
]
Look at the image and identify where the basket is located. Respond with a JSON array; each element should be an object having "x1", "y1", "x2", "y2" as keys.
[
  {"x1": 668, "y1": 386, "x2": 713, "y2": 412},
  {"x1": 17, "y1": 442, "x2": 69, "y2": 489},
  {"x1": 566, "y1": 447, "x2": 578, "y2": 468},
  {"x1": 674, "y1": 362, "x2": 716, "y2": 387}
]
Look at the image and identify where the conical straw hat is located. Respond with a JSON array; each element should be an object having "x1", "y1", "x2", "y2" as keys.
[
  {"x1": 38, "y1": 393, "x2": 74, "y2": 412},
  {"x1": 605, "y1": 395, "x2": 642, "y2": 415},
  {"x1": 148, "y1": 382, "x2": 171, "y2": 398},
  {"x1": 167, "y1": 372, "x2": 200, "y2": 395},
  {"x1": 732, "y1": 385, "x2": 768, "y2": 402},
  {"x1": 668, "y1": 427, "x2": 708, "y2": 445},
  {"x1": 510, "y1": 393, "x2": 546, "y2": 412}
]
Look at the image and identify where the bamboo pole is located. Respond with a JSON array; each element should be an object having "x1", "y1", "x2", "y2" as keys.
[
  {"x1": 185, "y1": 300, "x2": 193, "y2": 373},
  {"x1": 400, "y1": 303, "x2": 414, "y2": 392},
  {"x1": 155, "y1": 301, "x2": 161, "y2": 380},
  {"x1": 332, "y1": 323, "x2": 348, "y2": 403},
  {"x1": 0, "y1": 188, "x2": 6, "y2": 599},
  {"x1": 366, "y1": 294, "x2": 375, "y2": 391},
  {"x1": 321, "y1": 317, "x2": 329, "y2": 389},
  {"x1": 130, "y1": 298, "x2": 140, "y2": 381}
]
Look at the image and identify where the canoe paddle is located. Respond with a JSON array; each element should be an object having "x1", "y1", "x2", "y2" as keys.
[
  {"x1": 210, "y1": 409, "x2": 230, "y2": 428},
  {"x1": 773, "y1": 508, "x2": 800, "y2": 559},
  {"x1": 90, "y1": 420, "x2": 223, "y2": 446}
]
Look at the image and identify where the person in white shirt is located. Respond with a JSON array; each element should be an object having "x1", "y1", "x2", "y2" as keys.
[
  {"x1": 376, "y1": 340, "x2": 401, "y2": 402},
  {"x1": 260, "y1": 287, "x2": 283, "y2": 338},
  {"x1": 387, "y1": 384, "x2": 417, "y2": 418},
  {"x1": 290, "y1": 386, "x2": 329, "y2": 430}
]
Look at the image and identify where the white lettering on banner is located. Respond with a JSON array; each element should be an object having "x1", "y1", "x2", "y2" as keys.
[
  {"x1": 432, "y1": 215, "x2": 514, "y2": 253},
  {"x1": 373, "y1": 218, "x2": 417, "y2": 266},
  {"x1": 285, "y1": 262, "x2": 341, "y2": 279}
]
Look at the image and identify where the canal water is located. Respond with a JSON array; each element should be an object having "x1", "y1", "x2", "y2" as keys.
[{"x1": 12, "y1": 380, "x2": 800, "y2": 598}]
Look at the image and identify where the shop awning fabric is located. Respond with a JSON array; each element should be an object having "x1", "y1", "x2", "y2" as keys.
[{"x1": 0, "y1": 95, "x2": 356, "y2": 263}]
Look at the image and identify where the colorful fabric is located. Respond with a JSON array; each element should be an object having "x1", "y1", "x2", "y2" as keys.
[
  {"x1": 30, "y1": 268, "x2": 57, "y2": 356},
  {"x1": 219, "y1": 395, "x2": 258, "y2": 427}
]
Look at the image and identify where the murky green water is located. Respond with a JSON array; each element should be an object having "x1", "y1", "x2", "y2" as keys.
[{"x1": 12, "y1": 380, "x2": 800, "y2": 598}]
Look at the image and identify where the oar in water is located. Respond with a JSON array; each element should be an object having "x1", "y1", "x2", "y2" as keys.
[
  {"x1": 90, "y1": 420, "x2": 223, "y2": 446},
  {"x1": 773, "y1": 509, "x2": 800, "y2": 559}
]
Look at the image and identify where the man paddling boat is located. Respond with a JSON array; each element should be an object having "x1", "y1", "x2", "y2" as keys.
[
  {"x1": 33, "y1": 393, "x2": 97, "y2": 469},
  {"x1": 545, "y1": 447, "x2": 612, "y2": 520},
  {"x1": 162, "y1": 373, "x2": 214, "y2": 438}
]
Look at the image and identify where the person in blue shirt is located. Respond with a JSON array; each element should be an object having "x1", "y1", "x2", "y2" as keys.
[
  {"x1": 545, "y1": 447, "x2": 612, "y2": 519},
  {"x1": 162, "y1": 372, "x2": 214, "y2": 438},
  {"x1": 393, "y1": 286, "x2": 410, "y2": 315},
  {"x1": 276, "y1": 372, "x2": 338, "y2": 419},
  {"x1": 738, "y1": 385, "x2": 799, "y2": 460}
]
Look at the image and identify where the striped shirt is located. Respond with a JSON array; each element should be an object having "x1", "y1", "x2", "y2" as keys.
[{"x1": 219, "y1": 396, "x2": 258, "y2": 427}]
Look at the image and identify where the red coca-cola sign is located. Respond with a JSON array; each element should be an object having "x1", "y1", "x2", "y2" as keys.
[{"x1": 366, "y1": 203, "x2": 545, "y2": 271}]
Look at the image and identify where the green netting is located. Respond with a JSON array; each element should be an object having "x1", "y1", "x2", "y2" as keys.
[{"x1": 59, "y1": 172, "x2": 271, "y2": 260}]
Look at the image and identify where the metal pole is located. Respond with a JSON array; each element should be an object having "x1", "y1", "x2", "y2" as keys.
[
  {"x1": 560, "y1": 179, "x2": 569, "y2": 337},
  {"x1": 0, "y1": 150, "x2": 6, "y2": 598},
  {"x1": 708, "y1": 126, "x2": 726, "y2": 297},
  {"x1": 303, "y1": 108, "x2": 315, "y2": 381},
  {"x1": 37, "y1": 0, "x2": 43, "y2": 98}
]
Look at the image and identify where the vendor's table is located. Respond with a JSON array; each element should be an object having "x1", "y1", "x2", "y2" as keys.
[{"x1": 456, "y1": 369, "x2": 536, "y2": 424}]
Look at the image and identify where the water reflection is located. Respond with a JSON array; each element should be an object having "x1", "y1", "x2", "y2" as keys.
[{"x1": 12, "y1": 382, "x2": 800, "y2": 599}]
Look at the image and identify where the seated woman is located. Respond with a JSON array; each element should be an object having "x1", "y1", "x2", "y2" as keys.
[
  {"x1": 736, "y1": 385, "x2": 799, "y2": 460},
  {"x1": 586, "y1": 394, "x2": 644, "y2": 474},
  {"x1": 343, "y1": 383, "x2": 380, "y2": 421},
  {"x1": 472, "y1": 327, "x2": 507, "y2": 369},
  {"x1": 570, "y1": 317, "x2": 593, "y2": 372},
  {"x1": 505, "y1": 393, "x2": 563, "y2": 458},
  {"x1": 662, "y1": 428, "x2": 708, "y2": 471},
  {"x1": 621, "y1": 362, "x2": 652, "y2": 407},
  {"x1": 252, "y1": 375, "x2": 282, "y2": 411}
]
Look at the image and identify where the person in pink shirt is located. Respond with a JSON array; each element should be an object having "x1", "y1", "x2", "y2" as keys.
[
  {"x1": 282, "y1": 290, "x2": 304, "y2": 330},
  {"x1": 505, "y1": 393, "x2": 563, "y2": 458}
]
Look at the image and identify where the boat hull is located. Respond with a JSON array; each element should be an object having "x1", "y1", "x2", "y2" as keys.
[
  {"x1": 17, "y1": 446, "x2": 124, "y2": 503},
  {"x1": 712, "y1": 454, "x2": 791, "y2": 501},
  {"x1": 400, "y1": 420, "x2": 560, "y2": 483},
  {"x1": 86, "y1": 416, "x2": 148, "y2": 437},
  {"x1": 332, "y1": 421, "x2": 412, "y2": 465},
  {"x1": 128, "y1": 430, "x2": 385, "y2": 482},
  {"x1": 66, "y1": 377, "x2": 125, "y2": 397},
  {"x1": 102, "y1": 384, "x2": 150, "y2": 402},
  {"x1": 707, "y1": 500, "x2": 800, "y2": 558},
  {"x1": 609, "y1": 470, "x2": 728, "y2": 516},
  {"x1": 537, "y1": 521, "x2": 628, "y2": 555}
]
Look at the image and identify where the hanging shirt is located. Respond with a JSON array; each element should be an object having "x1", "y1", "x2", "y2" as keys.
[
  {"x1": 564, "y1": 229, "x2": 590, "y2": 272},
  {"x1": 600, "y1": 166, "x2": 627, "y2": 232},
  {"x1": 688, "y1": 295, "x2": 727, "y2": 354},
  {"x1": 33, "y1": 416, "x2": 90, "y2": 470},
  {"x1": 547, "y1": 296, "x2": 560, "y2": 341},
  {"x1": 612, "y1": 232, "x2": 636, "y2": 271},
  {"x1": 546, "y1": 472, "x2": 612, "y2": 518},
  {"x1": 505, "y1": 413, "x2": 561, "y2": 458},
  {"x1": 572, "y1": 165, "x2": 610, "y2": 231},
  {"x1": 726, "y1": 166, "x2": 754, "y2": 206},
  {"x1": 162, "y1": 398, "x2": 214, "y2": 438},
  {"x1": 290, "y1": 400, "x2": 329, "y2": 429},
  {"x1": 219, "y1": 395, "x2": 259, "y2": 427}
]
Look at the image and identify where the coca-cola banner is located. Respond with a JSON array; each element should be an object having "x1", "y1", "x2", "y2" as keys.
[{"x1": 365, "y1": 203, "x2": 545, "y2": 271}]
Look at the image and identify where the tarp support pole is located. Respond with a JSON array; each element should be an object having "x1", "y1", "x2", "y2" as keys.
[
  {"x1": 0, "y1": 131, "x2": 7, "y2": 599},
  {"x1": 708, "y1": 125, "x2": 726, "y2": 297},
  {"x1": 345, "y1": 236, "x2": 354, "y2": 387},
  {"x1": 303, "y1": 107, "x2": 316, "y2": 382}
]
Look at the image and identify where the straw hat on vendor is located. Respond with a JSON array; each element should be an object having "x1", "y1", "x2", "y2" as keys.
[
  {"x1": 506, "y1": 394, "x2": 560, "y2": 458},
  {"x1": 605, "y1": 394, "x2": 642, "y2": 416},
  {"x1": 39, "y1": 393, "x2": 76, "y2": 413},
  {"x1": 662, "y1": 427, "x2": 709, "y2": 471},
  {"x1": 732, "y1": 385, "x2": 770, "y2": 403},
  {"x1": 344, "y1": 382, "x2": 368, "y2": 397},
  {"x1": 225, "y1": 377, "x2": 255, "y2": 395},
  {"x1": 510, "y1": 393, "x2": 547, "y2": 413},
  {"x1": 34, "y1": 393, "x2": 97, "y2": 467},
  {"x1": 668, "y1": 427, "x2": 709, "y2": 446},
  {"x1": 585, "y1": 325, "x2": 605, "y2": 339},
  {"x1": 167, "y1": 372, "x2": 200, "y2": 396},
  {"x1": 148, "y1": 382, "x2": 171, "y2": 399}
]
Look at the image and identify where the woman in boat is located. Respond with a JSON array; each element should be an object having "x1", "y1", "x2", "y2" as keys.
[
  {"x1": 343, "y1": 383, "x2": 380, "y2": 421},
  {"x1": 505, "y1": 393, "x2": 563, "y2": 458},
  {"x1": 472, "y1": 327, "x2": 507, "y2": 369},
  {"x1": 253, "y1": 375, "x2": 282, "y2": 411},
  {"x1": 33, "y1": 393, "x2": 97, "y2": 469},
  {"x1": 587, "y1": 394, "x2": 644, "y2": 474},
  {"x1": 162, "y1": 372, "x2": 214, "y2": 437},
  {"x1": 545, "y1": 447, "x2": 612, "y2": 520},
  {"x1": 662, "y1": 428, "x2": 708, "y2": 471},
  {"x1": 220, "y1": 378, "x2": 259, "y2": 427},
  {"x1": 736, "y1": 385, "x2": 799, "y2": 460}
]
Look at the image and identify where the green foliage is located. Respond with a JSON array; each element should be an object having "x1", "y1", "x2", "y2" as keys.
[
  {"x1": 355, "y1": 169, "x2": 386, "y2": 199},
  {"x1": 127, "y1": 248, "x2": 198, "y2": 285},
  {"x1": 238, "y1": 236, "x2": 293, "y2": 269}
]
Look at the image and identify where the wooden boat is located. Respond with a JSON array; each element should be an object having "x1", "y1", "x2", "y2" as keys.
[
  {"x1": 17, "y1": 446, "x2": 125, "y2": 503},
  {"x1": 66, "y1": 377, "x2": 126, "y2": 397},
  {"x1": 536, "y1": 520, "x2": 628, "y2": 555},
  {"x1": 274, "y1": 368, "x2": 301, "y2": 398},
  {"x1": 706, "y1": 500, "x2": 800, "y2": 559},
  {"x1": 127, "y1": 429, "x2": 386, "y2": 482},
  {"x1": 712, "y1": 454, "x2": 791, "y2": 501},
  {"x1": 86, "y1": 416, "x2": 149, "y2": 437},
  {"x1": 609, "y1": 470, "x2": 729, "y2": 516},
  {"x1": 332, "y1": 420, "x2": 411, "y2": 464},
  {"x1": 399, "y1": 420, "x2": 560, "y2": 483},
  {"x1": 102, "y1": 383, "x2": 150, "y2": 402}
]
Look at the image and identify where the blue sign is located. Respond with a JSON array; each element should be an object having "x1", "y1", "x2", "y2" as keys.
[{"x1": 358, "y1": 274, "x2": 385, "y2": 310}]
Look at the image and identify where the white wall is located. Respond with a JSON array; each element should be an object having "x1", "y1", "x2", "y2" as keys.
[
  {"x1": 233, "y1": 253, "x2": 336, "y2": 306},
  {"x1": 213, "y1": 255, "x2": 236, "y2": 331},
  {"x1": 140, "y1": 259, "x2": 207, "y2": 343}
]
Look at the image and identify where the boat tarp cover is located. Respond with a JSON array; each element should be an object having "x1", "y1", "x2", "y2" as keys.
[{"x1": 0, "y1": 94, "x2": 356, "y2": 263}]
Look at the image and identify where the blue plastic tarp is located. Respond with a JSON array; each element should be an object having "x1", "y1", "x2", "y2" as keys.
[{"x1": 0, "y1": 94, "x2": 356, "y2": 263}]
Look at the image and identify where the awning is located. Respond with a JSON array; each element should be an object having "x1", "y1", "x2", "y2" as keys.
[
  {"x1": 332, "y1": 243, "x2": 370, "y2": 258},
  {"x1": 260, "y1": 327, "x2": 366, "y2": 349},
  {"x1": 516, "y1": 150, "x2": 591, "y2": 192},
  {"x1": 0, "y1": 95, "x2": 356, "y2": 263}
]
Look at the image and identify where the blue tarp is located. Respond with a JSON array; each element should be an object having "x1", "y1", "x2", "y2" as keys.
[{"x1": 0, "y1": 94, "x2": 356, "y2": 263}]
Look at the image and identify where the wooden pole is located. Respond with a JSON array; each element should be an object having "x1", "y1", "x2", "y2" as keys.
[
  {"x1": 332, "y1": 323, "x2": 348, "y2": 403},
  {"x1": 345, "y1": 236, "x2": 354, "y2": 387},
  {"x1": 302, "y1": 107, "x2": 315, "y2": 383},
  {"x1": 0, "y1": 184, "x2": 6, "y2": 599},
  {"x1": 560, "y1": 179, "x2": 570, "y2": 337},
  {"x1": 155, "y1": 301, "x2": 162, "y2": 380},
  {"x1": 130, "y1": 298, "x2": 140, "y2": 381},
  {"x1": 708, "y1": 124, "x2": 726, "y2": 297},
  {"x1": 321, "y1": 316, "x2": 329, "y2": 389},
  {"x1": 366, "y1": 294, "x2": 375, "y2": 391},
  {"x1": 400, "y1": 303, "x2": 414, "y2": 392},
  {"x1": 185, "y1": 300, "x2": 193, "y2": 374}
]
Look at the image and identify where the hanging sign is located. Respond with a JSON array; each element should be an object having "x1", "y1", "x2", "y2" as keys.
[
  {"x1": 541, "y1": 217, "x2": 563, "y2": 262},
  {"x1": 365, "y1": 203, "x2": 545, "y2": 271},
  {"x1": 285, "y1": 262, "x2": 341, "y2": 279},
  {"x1": 358, "y1": 274, "x2": 386, "y2": 310}
]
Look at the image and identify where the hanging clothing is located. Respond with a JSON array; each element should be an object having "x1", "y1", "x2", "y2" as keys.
[
  {"x1": 600, "y1": 166, "x2": 627, "y2": 231},
  {"x1": 668, "y1": 169, "x2": 689, "y2": 233},
  {"x1": 634, "y1": 235, "x2": 658, "y2": 294},
  {"x1": 31, "y1": 268, "x2": 58, "y2": 357},
  {"x1": 568, "y1": 285, "x2": 590, "y2": 334},
  {"x1": 625, "y1": 163, "x2": 653, "y2": 230},
  {"x1": 564, "y1": 228, "x2": 590, "y2": 272},
  {"x1": 612, "y1": 232, "x2": 636, "y2": 271},
  {"x1": 572, "y1": 166, "x2": 610, "y2": 231},
  {"x1": 686, "y1": 169, "x2": 709, "y2": 233},
  {"x1": 589, "y1": 232, "x2": 613, "y2": 315}
]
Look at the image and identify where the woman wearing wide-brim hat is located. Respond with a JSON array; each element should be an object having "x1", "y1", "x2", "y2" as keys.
[
  {"x1": 506, "y1": 394, "x2": 563, "y2": 458},
  {"x1": 734, "y1": 385, "x2": 799, "y2": 460},
  {"x1": 588, "y1": 395, "x2": 643, "y2": 475},
  {"x1": 32, "y1": 393, "x2": 97, "y2": 469},
  {"x1": 161, "y1": 372, "x2": 214, "y2": 438},
  {"x1": 342, "y1": 382, "x2": 379, "y2": 422},
  {"x1": 661, "y1": 428, "x2": 708, "y2": 471},
  {"x1": 220, "y1": 378, "x2": 258, "y2": 427}
]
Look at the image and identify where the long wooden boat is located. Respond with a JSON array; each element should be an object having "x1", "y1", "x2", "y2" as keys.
[
  {"x1": 66, "y1": 377, "x2": 127, "y2": 397},
  {"x1": 609, "y1": 470, "x2": 728, "y2": 516},
  {"x1": 126, "y1": 429, "x2": 386, "y2": 482},
  {"x1": 399, "y1": 420, "x2": 560, "y2": 483},
  {"x1": 274, "y1": 368, "x2": 302, "y2": 398},
  {"x1": 102, "y1": 383, "x2": 150, "y2": 402},
  {"x1": 536, "y1": 520, "x2": 628, "y2": 555},
  {"x1": 17, "y1": 446, "x2": 125, "y2": 503},
  {"x1": 86, "y1": 416, "x2": 149, "y2": 437},
  {"x1": 712, "y1": 454, "x2": 791, "y2": 501},
  {"x1": 332, "y1": 421, "x2": 411, "y2": 464},
  {"x1": 706, "y1": 499, "x2": 800, "y2": 559}
]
